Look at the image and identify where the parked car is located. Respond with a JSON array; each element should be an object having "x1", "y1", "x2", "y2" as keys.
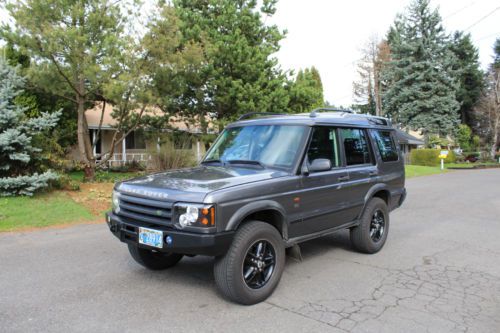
[{"x1": 106, "y1": 109, "x2": 406, "y2": 305}]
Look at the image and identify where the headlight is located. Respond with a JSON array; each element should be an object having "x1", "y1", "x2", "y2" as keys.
[
  {"x1": 112, "y1": 190, "x2": 120, "y2": 214},
  {"x1": 174, "y1": 203, "x2": 215, "y2": 229}
]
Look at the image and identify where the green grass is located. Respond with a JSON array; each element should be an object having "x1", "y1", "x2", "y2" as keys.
[
  {"x1": 0, "y1": 192, "x2": 94, "y2": 232},
  {"x1": 69, "y1": 170, "x2": 142, "y2": 183},
  {"x1": 445, "y1": 162, "x2": 499, "y2": 169},
  {"x1": 405, "y1": 165, "x2": 448, "y2": 178}
]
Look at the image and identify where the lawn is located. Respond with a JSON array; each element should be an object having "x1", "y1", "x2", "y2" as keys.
[
  {"x1": 0, "y1": 192, "x2": 95, "y2": 232},
  {"x1": 405, "y1": 165, "x2": 448, "y2": 178}
]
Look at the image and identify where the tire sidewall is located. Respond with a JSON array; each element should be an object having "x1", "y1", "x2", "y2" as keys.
[
  {"x1": 223, "y1": 222, "x2": 285, "y2": 304},
  {"x1": 361, "y1": 199, "x2": 390, "y2": 253}
]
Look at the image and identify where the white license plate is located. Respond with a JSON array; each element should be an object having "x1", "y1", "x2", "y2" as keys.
[{"x1": 138, "y1": 227, "x2": 163, "y2": 249}]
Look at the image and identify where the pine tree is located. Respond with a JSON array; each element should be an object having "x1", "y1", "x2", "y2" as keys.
[
  {"x1": 449, "y1": 32, "x2": 484, "y2": 127},
  {"x1": 173, "y1": 0, "x2": 290, "y2": 122},
  {"x1": 382, "y1": 0, "x2": 460, "y2": 136},
  {"x1": 0, "y1": 59, "x2": 60, "y2": 196},
  {"x1": 288, "y1": 67, "x2": 325, "y2": 113}
]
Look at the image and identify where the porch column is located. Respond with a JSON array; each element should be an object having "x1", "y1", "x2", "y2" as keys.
[
  {"x1": 196, "y1": 140, "x2": 201, "y2": 161},
  {"x1": 157, "y1": 137, "x2": 160, "y2": 152},
  {"x1": 122, "y1": 134, "x2": 127, "y2": 163},
  {"x1": 92, "y1": 130, "x2": 96, "y2": 156}
]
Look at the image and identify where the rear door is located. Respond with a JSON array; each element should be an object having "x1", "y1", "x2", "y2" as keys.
[{"x1": 338, "y1": 128, "x2": 379, "y2": 220}]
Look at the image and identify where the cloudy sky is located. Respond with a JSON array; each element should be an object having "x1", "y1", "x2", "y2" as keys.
[{"x1": 268, "y1": 0, "x2": 500, "y2": 106}]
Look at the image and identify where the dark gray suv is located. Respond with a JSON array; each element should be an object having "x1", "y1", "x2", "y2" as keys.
[{"x1": 106, "y1": 109, "x2": 406, "y2": 305}]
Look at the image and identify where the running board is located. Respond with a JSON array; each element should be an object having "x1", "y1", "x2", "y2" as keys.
[{"x1": 285, "y1": 220, "x2": 359, "y2": 248}]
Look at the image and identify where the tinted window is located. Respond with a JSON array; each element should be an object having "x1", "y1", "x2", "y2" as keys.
[
  {"x1": 372, "y1": 130, "x2": 398, "y2": 162},
  {"x1": 307, "y1": 127, "x2": 340, "y2": 168},
  {"x1": 340, "y1": 128, "x2": 372, "y2": 166}
]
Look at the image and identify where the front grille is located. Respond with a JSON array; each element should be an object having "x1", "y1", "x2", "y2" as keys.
[{"x1": 117, "y1": 193, "x2": 174, "y2": 226}]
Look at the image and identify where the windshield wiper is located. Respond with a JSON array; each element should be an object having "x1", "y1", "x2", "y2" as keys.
[
  {"x1": 226, "y1": 160, "x2": 265, "y2": 168},
  {"x1": 201, "y1": 159, "x2": 225, "y2": 166}
]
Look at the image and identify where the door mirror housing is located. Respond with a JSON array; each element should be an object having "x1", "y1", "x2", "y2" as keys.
[{"x1": 309, "y1": 158, "x2": 332, "y2": 173}]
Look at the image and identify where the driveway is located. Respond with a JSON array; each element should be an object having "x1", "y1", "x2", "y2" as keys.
[{"x1": 1, "y1": 169, "x2": 500, "y2": 332}]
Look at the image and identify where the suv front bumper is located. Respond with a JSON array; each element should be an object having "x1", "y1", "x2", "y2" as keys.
[{"x1": 106, "y1": 212, "x2": 234, "y2": 256}]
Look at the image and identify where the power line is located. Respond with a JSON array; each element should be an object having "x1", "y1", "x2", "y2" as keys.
[
  {"x1": 444, "y1": 1, "x2": 475, "y2": 19},
  {"x1": 464, "y1": 6, "x2": 500, "y2": 31}
]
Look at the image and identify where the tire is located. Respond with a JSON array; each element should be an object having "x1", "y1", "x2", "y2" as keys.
[
  {"x1": 128, "y1": 244, "x2": 183, "y2": 270},
  {"x1": 350, "y1": 197, "x2": 389, "y2": 254},
  {"x1": 214, "y1": 221, "x2": 285, "y2": 305}
]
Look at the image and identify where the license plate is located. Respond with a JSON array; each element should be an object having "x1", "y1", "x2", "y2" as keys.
[{"x1": 138, "y1": 227, "x2": 163, "y2": 249}]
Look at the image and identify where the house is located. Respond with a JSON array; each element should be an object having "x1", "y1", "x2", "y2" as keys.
[
  {"x1": 69, "y1": 103, "x2": 212, "y2": 167},
  {"x1": 395, "y1": 129, "x2": 425, "y2": 164}
]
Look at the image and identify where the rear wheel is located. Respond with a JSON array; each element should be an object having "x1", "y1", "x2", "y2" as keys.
[
  {"x1": 128, "y1": 244, "x2": 183, "y2": 270},
  {"x1": 214, "y1": 221, "x2": 285, "y2": 305},
  {"x1": 350, "y1": 197, "x2": 389, "y2": 254}
]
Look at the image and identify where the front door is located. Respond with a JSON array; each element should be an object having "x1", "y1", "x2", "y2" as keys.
[{"x1": 289, "y1": 126, "x2": 351, "y2": 238}]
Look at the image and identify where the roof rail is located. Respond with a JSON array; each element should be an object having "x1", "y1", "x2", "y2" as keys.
[
  {"x1": 309, "y1": 108, "x2": 354, "y2": 118},
  {"x1": 237, "y1": 112, "x2": 287, "y2": 121}
]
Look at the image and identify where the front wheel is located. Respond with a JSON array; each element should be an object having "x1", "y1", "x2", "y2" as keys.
[
  {"x1": 350, "y1": 197, "x2": 389, "y2": 254},
  {"x1": 128, "y1": 244, "x2": 183, "y2": 270},
  {"x1": 214, "y1": 221, "x2": 285, "y2": 305}
]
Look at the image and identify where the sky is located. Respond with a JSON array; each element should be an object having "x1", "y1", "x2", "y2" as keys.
[
  {"x1": 1, "y1": 0, "x2": 498, "y2": 108},
  {"x1": 268, "y1": 0, "x2": 500, "y2": 106}
]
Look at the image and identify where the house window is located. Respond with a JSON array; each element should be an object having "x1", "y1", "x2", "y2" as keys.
[
  {"x1": 373, "y1": 130, "x2": 399, "y2": 162},
  {"x1": 340, "y1": 128, "x2": 373, "y2": 166},
  {"x1": 125, "y1": 130, "x2": 146, "y2": 149}
]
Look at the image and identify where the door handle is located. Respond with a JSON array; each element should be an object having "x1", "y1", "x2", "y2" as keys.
[
  {"x1": 369, "y1": 171, "x2": 378, "y2": 177},
  {"x1": 338, "y1": 175, "x2": 350, "y2": 182}
]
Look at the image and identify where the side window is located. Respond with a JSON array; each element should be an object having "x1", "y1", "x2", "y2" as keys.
[
  {"x1": 340, "y1": 128, "x2": 373, "y2": 166},
  {"x1": 372, "y1": 130, "x2": 399, "y2": 162},
  {"x1": 307, "y1": 127, "x2": 340, "y2": 169}
]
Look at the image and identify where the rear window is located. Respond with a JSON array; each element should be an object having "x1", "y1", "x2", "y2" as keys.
[
  {"x1": 372, "y1": 130, "x2": 398, "y2": 162},
  {"x1": 340, "y1": 128, "x2": 373, "y2": 166}
]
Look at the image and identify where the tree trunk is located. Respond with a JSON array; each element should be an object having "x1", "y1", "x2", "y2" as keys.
[{"x1": 76, "y1": 94, "x2": 95, "y2": 181}]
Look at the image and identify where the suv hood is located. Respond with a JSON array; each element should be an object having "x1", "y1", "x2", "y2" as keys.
[{"x1": 117, "y1": 166, "x2": 288, "y2": 202}]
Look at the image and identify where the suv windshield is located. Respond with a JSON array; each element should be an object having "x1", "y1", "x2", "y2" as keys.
[{"x1": 204, "y1": 125, "x2": 307, "y2": 169}]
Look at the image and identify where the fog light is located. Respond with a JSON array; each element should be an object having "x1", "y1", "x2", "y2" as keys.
[{"x1": 165, "y1": 235, "x2": 173, "y2": 245}]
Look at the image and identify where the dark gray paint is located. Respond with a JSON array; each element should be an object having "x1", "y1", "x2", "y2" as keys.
[{"x1": 115, "y1": 112, "x2": 406, "y2": 242}]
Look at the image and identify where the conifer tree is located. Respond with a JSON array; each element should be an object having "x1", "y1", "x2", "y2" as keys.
[
  {"x1": 288, "y1": 67, "x2": 324, "y2": 113},
  {"x1": 382, "y1": 0, "x2": 460, "y2": 136},
  {"x1": 0, "y1": 59, "x2": 60, "y2": 196}
]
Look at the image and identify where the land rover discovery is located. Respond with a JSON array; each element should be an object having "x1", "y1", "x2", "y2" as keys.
[{"x1": 106, "y1": 109, "x2": 406, "y2": 305}]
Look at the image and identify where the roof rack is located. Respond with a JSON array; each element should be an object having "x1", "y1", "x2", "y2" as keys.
[
  {"x1": 309, "y1": 108, "x2": 354, "y2": 118},
  {"x1": 237, "y1": 112, "x2": 287, "y2": 121}
]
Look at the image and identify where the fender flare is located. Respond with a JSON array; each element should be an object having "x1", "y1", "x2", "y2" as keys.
[
  {"x1": 358, "y1": 184, "x2": 391, "y2": 219},
  {"x1": 225, "y1": 200, "x2": 288, "y2": 239}
]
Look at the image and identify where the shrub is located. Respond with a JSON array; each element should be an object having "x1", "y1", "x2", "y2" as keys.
[
  {"x1": 50, "y1": 174, "x2": 80, "y2": 191},
  {"x1": 149, "y1": 140, "x2": 196, "y2": 171},
  {"x1": 410, "y1": 149, "x2": 456, "y2": 166}
]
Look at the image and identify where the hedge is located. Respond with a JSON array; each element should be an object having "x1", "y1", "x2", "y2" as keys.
[{"x1": 410, "y1": 149, "x2": 456, "y2": 166}]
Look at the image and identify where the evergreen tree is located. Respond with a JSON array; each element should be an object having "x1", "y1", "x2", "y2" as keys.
[
  {"x1": 0, "y1": 59, "x2": 60, "y2": 196},
  {"x1": 173, "y1": 0, "x2": 290, "y2": 123},
  {"x1": 382, "y1": 0, "x2": 460, "y2": 136},
  {"x1": 288, "y1": 67, "x2": 324, "y2": 113},
  {"x1": 449, "y1": 31, "x2": 484, "y2": 127}
]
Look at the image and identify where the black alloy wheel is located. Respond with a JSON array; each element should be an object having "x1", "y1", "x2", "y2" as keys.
[
  {"x1": 370, "y1": 209, "x2": 385, "y2": 242},
  {"x1": 243, "y1": 240, "x2": 276, "y2": 289}
]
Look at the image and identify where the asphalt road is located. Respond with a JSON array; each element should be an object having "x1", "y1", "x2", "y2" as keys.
[{"x1": 1, "y1": 169, "x2": 500, "y2": 333}]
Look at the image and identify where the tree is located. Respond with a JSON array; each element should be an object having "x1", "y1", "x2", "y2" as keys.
[
  {"x1": 1, "y1": 0, "x2": 146, "y2": 180},
  {"x1": 382, "y1": 0, "x2": 460, "y2": 136},
  {"x1": 473, "y1": 38, "x2": 500, "y2": 159},
  {"x1": 353, "y1": 36, "x2": 389, "y2": 116},
  {"x1": 456, "y1": 124, "x2": 472, "y2": 151},
  {"x1": 449, "y1": 32, "x2": 484, "y2": 127},
  {"x1": 288, "y1": 67, "x2": 324, "y2": 113},
  {"x1": 0, "y1": 59, "x2": 60, "y2": 196},
  {"x1": 173, "y1": 0, "x2": 290, "y2": 125}
]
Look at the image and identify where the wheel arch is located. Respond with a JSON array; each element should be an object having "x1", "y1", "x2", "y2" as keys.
[
  {"x1": 358, "y1": 184, "x2": 391, "y2": 219},
  {"x1": 225, "y1": 200, "x2": 288, "y2": 240}
]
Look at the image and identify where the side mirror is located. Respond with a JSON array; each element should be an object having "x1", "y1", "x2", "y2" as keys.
[{"x1": 309, "y1": 158, "x2": 332, "y2": 173}]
